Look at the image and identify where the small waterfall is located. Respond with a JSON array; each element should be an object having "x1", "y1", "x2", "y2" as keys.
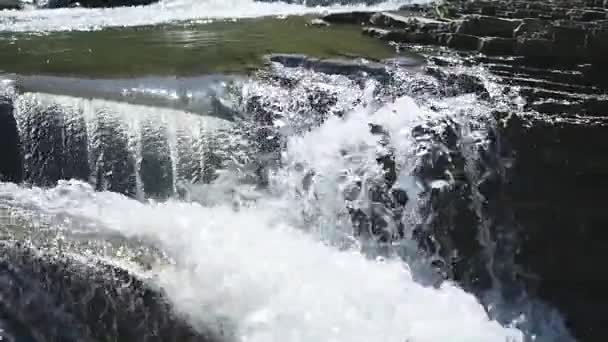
[
  {"x1": 10, "y1": 92, "x2": 238, "y2": 199},
  {"x1": 0, "y1": 60, "x2": 577, "y2": 341}
]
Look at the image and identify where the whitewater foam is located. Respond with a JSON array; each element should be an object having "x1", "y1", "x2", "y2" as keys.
[
  {"x1": 0, "y1": 0, "x2": 420, "y2": 32},
  {"x1": 0, "y1": 180, "x2": 524, "y2": 342}
]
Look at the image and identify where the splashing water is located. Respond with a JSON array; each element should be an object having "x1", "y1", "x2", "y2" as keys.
[
  {"x1": 0, "y1": 88, "x2": 527, "y2": 341},
  {"x1": 0, "y1": 0, "x2": 421, "y2": 32}
]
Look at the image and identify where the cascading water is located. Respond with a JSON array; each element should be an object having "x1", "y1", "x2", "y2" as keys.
[
  {"x1": 7, "y1": 90, "x2": 242, "y2": 199},
  {"x1": 0, "y1": 56, "x2": 576, "y2": 341}
]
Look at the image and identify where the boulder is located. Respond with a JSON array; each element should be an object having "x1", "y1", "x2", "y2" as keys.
[
  {"x1": 497, "y1": 115, "x2": 608, "y2": 342},
  {"x1": 479, "y1": 37, "x2": 516, "y2": 55},
  {"x1": 552, "y1": 25, "x2": 589, "y2": 61},
  {"x1": 307, "y1": 18, "x2": 330, "y2": 27},
  {"x1": 456, "y1": 15, "x2": 522, "y2": 38},
  {"x1": 446, "y1": 33, "x2": 482, "y2": 50},
  {"x1": 515, "y1": 38, "x2": 555, "y2": 59},
  {"x1": 370, "y1": 12, "x2": 445, "y2": 30},
  {"x1": 366, "y1": 28, "x2": 436, "y2": 45},
  {"x1": 568, "y1": 9, "x2": 607, "y2": 21},
  {"x1": 0, "y1": 0, "x2": 20, "y2": 9},
  {"x1": 513, "y1": 18, "x2": 552, "y2": 39},
  {"x1": 322, "y1": 11, "x2": 374, "y2": 25},
  {"x1": 362, "y1": 26, "x2": 392, "y2": 39},
  {"x1": 0, "y1": 242, "x2": 216, "y2": 342}
]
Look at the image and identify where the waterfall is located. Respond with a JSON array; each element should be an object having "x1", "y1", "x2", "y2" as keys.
[
  {"x1": 0, "y1": 59, "x2": 575, "y2": 341},
  {"x1": 9, "y1": 91, "x2": 239, "y2": 199}
]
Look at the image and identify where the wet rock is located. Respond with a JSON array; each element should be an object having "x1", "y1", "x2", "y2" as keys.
[
  {"x1": 446, "y1": 33, "x2": 482, "y2": 50},
  {"x1": 322, "y1": 11, "x2": 374, "y2": 25},
  {"x1": 0, "y1": 98, "x2": 22, "y2": 183},
  {"x1": 377, "y1": 153, "x2": 397, "y2": 187},
  {"x1": 379, "y1": 29, "x2": 437, "y2": 45},
  {"x1": 362, "y1": 26, "x2": 391, "y2": 39},
  {"x1": 267, "y1": 54, "x2": 389, "y2": 80},
  {"x1": 0, "y1": 0, "x2": 20, "y2": 9},
  {"x1": 412, "y1": 118, "x2": 493, "y2": 294},
  {"x1": 383, "y1": 55, "x2": 425, "y2": 68},
  {"x1": 553, "y1": 25, "x2": 589, "y2": 60},
  {"x1": 573, "y1": 9, "x2": 607, "y2": 21},
  {"x1": 515, "y1": 38, "x2": 555, "y2": 59},
  {"x1": 553, "y1": 25, "x2": 588, "y2": 45},
  {"x1": 479, "y1": 37, "x2": 516, "y2": 55},
  {"x1": 496, "y1": 114, "x2": 608, "y2": 342},
  {"x1": 425, "y1": 66, "x2": 489, "y2": 97},
  {"x1": 456, "y1": 15, "x2": 522, "y2": 38},
  {"x1": 332, "y1": 2, "x2": 608, "y2": 341},
  {"x1": 0, "y1": 242, "x2": 215, "y2": 342},
  {"x1": 307, "y1": 18, "x2": 330, "y2": 27},
  {"x1": 397, "y1": 2, "x2": 433, "y2": 13},
  {"x1": 370, "y1": 12, "x2": 445, "y2": 30},
  {"x1": 391, "y1": 188, "x2": 408, "y2": 206},
  {"x1": 480, "y1": 5, "x2": 496, "y2": 16},
  {"x1": 513, "y1": 19, "x2": 552, "y2": 39}
]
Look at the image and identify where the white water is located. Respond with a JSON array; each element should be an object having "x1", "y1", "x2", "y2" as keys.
[
  {"x1": 0, "y1": 0, "x2": 421, "y2": 32},
  {"x1": 0, "y1": 94, "x2": 525, "y2": 342}
]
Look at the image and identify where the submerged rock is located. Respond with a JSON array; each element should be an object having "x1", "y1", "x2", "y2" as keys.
[
  {"x1": 307, "y1": 18, "x2": 330, "y2": 27},
  {"x1": 266, "y1": 54, "x2": 390, "y2": 81}
]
